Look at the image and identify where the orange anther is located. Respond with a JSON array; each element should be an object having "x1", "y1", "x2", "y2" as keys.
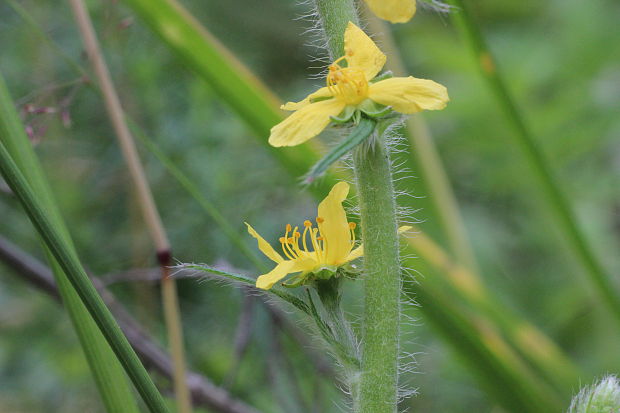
[
  {"x1": 316, "y1": 217, "x2": 325, "y2": 224},
  {"x1": 286, "y1": 224, "x2": 292, "y2": 232},
  {"x1": 348, "y1": 222, "x2": 357, "y2": 229},
  {"x1": 304, "y1": 220, "x2": 312, "y2": 227}
]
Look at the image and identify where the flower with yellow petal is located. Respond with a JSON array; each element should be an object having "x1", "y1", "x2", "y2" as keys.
[
  {"x1": 269, "y1": 22, "x2": 448, "y2": 147},
  {"x1": 246, "y1": 182, "x2": 361, "y2": 290},
  {"x1": 247, "y1": 182, "x2": 412, "y2": 290},
  {"x1": 364, "y1": 0, "x2": 416, "y2": 24}
]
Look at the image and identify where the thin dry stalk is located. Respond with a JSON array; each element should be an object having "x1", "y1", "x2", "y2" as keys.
[{"x1": 67, "y1": 0, "x2": 192, "y2": 411}]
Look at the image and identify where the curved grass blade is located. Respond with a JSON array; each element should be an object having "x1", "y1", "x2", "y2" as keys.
[
  {"x1": 404, "y1": 272, "x2": 563, "y2": 412},
  {"x1": 0, "y1": 75, "x2": 169, "y2": 413},
  {"x1": 0, "y1": 75, "x2": 140, "y2": 412},
  {"x1": 447, "y1": 0, "x2": 620, "y2": 325},
  {"x1": 120, "y1": 0, "x2": 336, "y2": 196}
]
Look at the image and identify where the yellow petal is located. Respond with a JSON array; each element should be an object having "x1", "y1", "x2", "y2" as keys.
[
  {"x1": 280, "y1": 87, "x2": 334, "y2": 111},
  {"x1": 256, "y1": 260, "x2": 298, "y2": 290},
  {"x1": 269, "y1": 98, "x2": 346, "y2": 147},
  {"x1": 369, "y1": 77, "x2": 449, "y2": 114},
  {"x1": 345, "y1": 244, "x2": 364, "y2": 262},
  {"x1": 344, "y1": 226, "x2": 410, "y2": 262},
  {"x1": 344, "y1": 22, "x2": 386, "y2": 80},
  {"x1": 245, "y1": 222, "x2": 283, "y2": 264},
  {"x1": 255, "y1": 258, "x2": 316, "y2": 290},
  {"x1": 364, "y1": 0, "x2": 416, "y2": 24},
  {"x1": 317, "y1": 182, "x2": 351, "y2": 264}
]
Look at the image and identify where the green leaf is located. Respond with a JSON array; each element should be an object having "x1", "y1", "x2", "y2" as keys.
[{"x1": 304, "y1": 117, "x2": 376, "y2": 184}]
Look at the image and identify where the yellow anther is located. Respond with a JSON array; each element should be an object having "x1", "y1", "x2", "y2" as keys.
[
  {"x1": 326, "y1": 56, "x2": 369, "y2": 105},
  {"x1": 286, "y1": 224, "x2": 292, "y2": 232},
  {"x1": 294, "y1": 232, "x2": 301, "y2": 238},
  {"x1": 288, "y1": 237, "x2": 295, "y2": 243},
  {"x1": 348, "y1": 222, "x2": 357, "y2": 229},
  {"x1": 304, "y1": 220, "x2": 312, "y2": 227},
  {"x1": 279, "y1": 237, "x2": 286, "y2": 243}
]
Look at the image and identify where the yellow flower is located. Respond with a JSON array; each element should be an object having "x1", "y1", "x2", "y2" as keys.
[
  {"x1": 247, "y1": 182, "x2": 362, "y2": 290},
  {"x1": 364, "y1": 0, "x2": 416, "y2": 24},
  {"x1": 247, "y1": 182, "x2": 412, "y2": 290},
  {"x1": 269, "y1": 22, "x2": 448, "y2": 147}
]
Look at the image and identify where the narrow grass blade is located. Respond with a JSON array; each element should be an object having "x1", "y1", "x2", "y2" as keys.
[
  {"x1": 0, "y1": 75, "x2": 140, "y2": 412},
  {"x1": 447, "y1": 0, "x2": 620, "y2": 325},
  {"x1": 120, "y1": 0, "x2": 336, "y2": 195},
  {"x1": 405, "y1": 272, "x2": 563, "y2": 412},
  {"x1": 0, "y1": 73, "x2": 169, "y2": 413},
  {"x1": 404, "y1": 229, "x2": 579, "y2": 395}
]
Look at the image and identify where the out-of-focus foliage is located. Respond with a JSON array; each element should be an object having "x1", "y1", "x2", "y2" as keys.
[{"x1": 0, "y1": 0, "x2": 618, "y2": 412}]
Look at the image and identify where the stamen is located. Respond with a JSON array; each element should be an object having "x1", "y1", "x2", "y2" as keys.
[
  {"x1": 301, "y1": 224, "x2": 311, "y2": 253},
  {"x1": 315, "y1": 217, "x2": 328, "y2": 261},
  {"x1": 310, "y1": 228, "x2": 322, "y2": 261},
  {"x1": 279, "y1": 236, "x2": 295, "y2": 260},
  {"x1": 349, "y1": 222, "x2": 356, "y2": 245},
  {"x1": 325, "y1": 56, "x2": 369, "y2": 105},
  {"x1": 281, "y1": 225, "x2": 299, "y2": 259}
]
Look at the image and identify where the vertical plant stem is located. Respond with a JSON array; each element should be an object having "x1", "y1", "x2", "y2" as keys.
[
  {"x1": 447, "y1": 0, "x2": 620, "y2": 325},
  {"x1": 313, "y1": 2, "x2": 400, "y2": 411},
  {"x1": 67, "y1": 0, "x2": 192, "y2": 411},
  {"x1": 353, "y1": 139, "x2": 401, "y2": 413}
]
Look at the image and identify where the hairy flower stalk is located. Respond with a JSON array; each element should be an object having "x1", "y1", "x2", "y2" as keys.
[{"x1": 309, "y1": 1, "x2": 437, "y2": 411}]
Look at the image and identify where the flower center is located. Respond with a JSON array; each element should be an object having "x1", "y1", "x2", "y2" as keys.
[
  {"x1": 326, "y1": 56, "x2": 369, "y2": 105},
  {"x1": 278, "y1": 219, "x2": 357, "y2": 266}
]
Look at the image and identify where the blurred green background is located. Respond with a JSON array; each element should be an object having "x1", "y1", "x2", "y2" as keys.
[{"x1": 0, "y1": 0, "x2": 619, "y2": 411}]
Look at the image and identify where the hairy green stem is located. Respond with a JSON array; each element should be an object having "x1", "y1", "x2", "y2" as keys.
[
  {"x1": 312, "y1": 1, "x2": 401, "y2": 411},
  {"x1": 353, "y1": 137, "x2": 401, "y2": 413}
]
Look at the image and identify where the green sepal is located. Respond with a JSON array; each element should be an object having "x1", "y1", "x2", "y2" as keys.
[
  {"x1": 330, "y1": 105, "x2": 356, "y2": 124},
  {"x1": 313, "y1": 265, "x2": 339, "y2": 280},
  {"x1": 282, "y1": 272, "x2": 310, "y2": 288},
  {"x1": 370, "y1": 71, "x2": 394, "y2": 83},
  {"x1": 304, "y1": 117, "x2": 376, "y2": 184},
  {"x1": 357, "y1": 99, "x2": 393, "y2": 118},
  {"x1": 339, "y1": 262, "x2": 362, "y2": 278}
]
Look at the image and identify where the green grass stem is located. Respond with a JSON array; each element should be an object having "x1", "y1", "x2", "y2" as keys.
[
  {"x1": 447, "y1": 0, "x2": 620, "y2": 325},
  {"x1": 0, "y1": 74, "x2": 141, "y2": 412},
  {"x1": 0, "y1": 74, "x2": 170, "y2": 413}
]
